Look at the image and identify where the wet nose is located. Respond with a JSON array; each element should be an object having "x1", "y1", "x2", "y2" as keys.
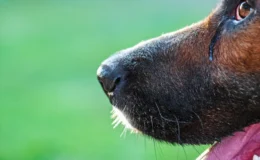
[{"x1": 97, "y1": 64, "x2": 122, "y2": 93}]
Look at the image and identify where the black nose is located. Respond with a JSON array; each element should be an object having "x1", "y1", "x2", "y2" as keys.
[{"x1": 97, "y1": 64, "x2": 122, "y2": 93}]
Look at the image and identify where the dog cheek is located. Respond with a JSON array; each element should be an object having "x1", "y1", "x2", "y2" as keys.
[{"x1": 215, "y1": 19, "x2": 260, "y2": 73}]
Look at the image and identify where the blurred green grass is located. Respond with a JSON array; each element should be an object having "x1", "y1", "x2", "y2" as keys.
[{"x1": 0, "y1": 0, "x2": 217, "y2": 160}]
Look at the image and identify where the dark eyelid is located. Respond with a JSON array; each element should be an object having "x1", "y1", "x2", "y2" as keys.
[{"x1": 246, "y1": 0, "x2": 255, "y2": 8}]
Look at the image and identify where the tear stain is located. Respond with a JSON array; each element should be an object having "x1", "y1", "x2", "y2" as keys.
[{"x1": 209, "y1": 16, "x2": 228, "y2": 61}]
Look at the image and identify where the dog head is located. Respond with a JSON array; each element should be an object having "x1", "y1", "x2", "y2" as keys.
[{"x1": 97, "y1": 0, "x2": 260, "y2": 158}]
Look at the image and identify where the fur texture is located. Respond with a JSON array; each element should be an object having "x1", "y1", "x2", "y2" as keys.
[{"x1": 98, "y1": 0, "x2": 260, "y2": 145}]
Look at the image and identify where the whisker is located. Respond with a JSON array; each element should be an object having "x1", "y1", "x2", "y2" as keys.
[
  {"x1": 192, "y1": 145, "x2": 201, "y2": 155},
  {"x1": 191, "y1": 110, "x2": 204, "y2": 131},
  {"x1": 111, "y1": 106, "x2": 139, "y2": 135},
  {"x1": 113, "y1": 119, "x2": 121, "y2": 128},
  {"x1": 173, "y1": 114, "x2": 182, "y2": 144},
  {"x1": 153, "y1": 139, "x2": 158, "y2": 160},
  {"x1": 120, "y1": 127, "x2": 127, "y2": 138},
  {"x1": 155, "y1": 103, "x2": 189, "y2": 124},
  {"x1": 150, "y1": 116, "x2": 154, "y2": 133},
  {"x1": 181, "y1": 145, "x2": 188, "y2": 160},
  {"x1": 112, "y1": 117, "x2": 120, "y2": 125},
  {"x1": 155, "y1": 103, "x2": 184, "y2": 144}
]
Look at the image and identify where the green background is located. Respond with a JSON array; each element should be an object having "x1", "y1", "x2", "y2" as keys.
[{"x1": 0, "y1": 0, "x2": 218, "y2": 160}]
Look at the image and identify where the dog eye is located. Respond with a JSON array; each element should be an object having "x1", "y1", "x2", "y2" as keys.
[{"x1": 236, "y1": 1, "x2": 254, "y2": 20}]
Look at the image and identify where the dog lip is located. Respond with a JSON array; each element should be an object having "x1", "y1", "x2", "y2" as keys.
[
  {"x1": 107, "y1": 92, "x2": 114, "y2": 97},
  {"x1": 107, "y1": 92, "x2": 115, "y2": 104}
]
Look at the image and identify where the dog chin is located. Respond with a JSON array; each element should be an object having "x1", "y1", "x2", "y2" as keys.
[
  {"x1": 112, "y1": 105, "x2": 260, "y2": 160},
  {"x1": 111, "y1": 106, "x2": 140, "y2": 134}
]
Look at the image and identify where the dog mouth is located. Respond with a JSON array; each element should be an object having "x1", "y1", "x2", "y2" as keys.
[{"x1": 198, "y1": 123, "x2": 260, "y2": 160}]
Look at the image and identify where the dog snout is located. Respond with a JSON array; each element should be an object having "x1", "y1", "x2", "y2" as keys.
[{"x1": 97, "y1": 63, "x2": 122, "y2": 93}]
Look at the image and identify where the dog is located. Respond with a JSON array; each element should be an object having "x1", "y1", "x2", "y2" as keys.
[{"x1": 97, "y1": 0, "x2": 260, "y2": 159}]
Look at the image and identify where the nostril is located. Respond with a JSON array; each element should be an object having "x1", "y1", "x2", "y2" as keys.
[
  {"x1": 107, "y1": 77, "x2": 121, "y2": 92},
  {"x1": 97, "y1": 65, "x2": 123, "y2": 93},
  {"x1": 114, "y1": 77, "x2": 121, "y2": 86}
]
